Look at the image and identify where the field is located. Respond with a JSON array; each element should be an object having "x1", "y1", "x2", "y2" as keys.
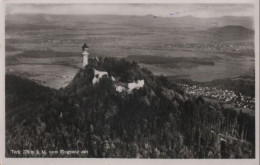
[{"x1": 5, "y1": 14, "x2": 254, "y2": 89}]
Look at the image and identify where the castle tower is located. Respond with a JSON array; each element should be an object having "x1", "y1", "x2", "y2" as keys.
[{"x1": 82, "y1": 43, "x2": 89, "y2": 68}]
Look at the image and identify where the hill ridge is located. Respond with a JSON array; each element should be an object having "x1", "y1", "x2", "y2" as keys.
[{"x1": 5, "y1": 57, "x2": 255, "y2": 158}]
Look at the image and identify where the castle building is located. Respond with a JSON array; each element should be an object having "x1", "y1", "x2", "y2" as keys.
[{"x1": 82, "y1": 43, "x2": 89, "y2": 68}]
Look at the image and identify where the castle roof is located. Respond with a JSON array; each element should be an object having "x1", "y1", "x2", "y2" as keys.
[{"x1": 82, "y1": 43, "x2": 89, "y2": 49}]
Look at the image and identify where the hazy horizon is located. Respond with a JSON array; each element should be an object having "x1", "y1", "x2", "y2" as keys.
[{"x1": 6, "y1": 4, "x2": 254, "y2": 18}]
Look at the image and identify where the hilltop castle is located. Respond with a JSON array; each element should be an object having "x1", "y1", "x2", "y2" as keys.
[{"x1": 81, "y1": 43, "x2": 145, "y2": 93}]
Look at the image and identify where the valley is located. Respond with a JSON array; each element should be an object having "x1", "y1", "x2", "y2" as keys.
[{"x1": 5, "y1": 14, "x2": 254, "y2": 89}]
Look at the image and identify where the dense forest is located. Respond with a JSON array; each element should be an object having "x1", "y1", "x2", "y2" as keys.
[{"x1": 6, "y1": 57, "x2": 255, "y2": 158}]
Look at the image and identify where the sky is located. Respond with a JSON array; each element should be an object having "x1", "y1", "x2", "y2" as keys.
[{"x1": 6, "y1": 4, "x2": 254, "y2": 18}]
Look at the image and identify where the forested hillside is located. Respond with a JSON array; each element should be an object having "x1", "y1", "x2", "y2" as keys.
[{"x1": 6, "y1": 58, "x2": 255, "y2": 158}]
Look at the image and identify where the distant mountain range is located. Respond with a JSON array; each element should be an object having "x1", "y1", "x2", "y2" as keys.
[
  {"x1": 208, "y1": 25, "x2": 254, "y2": 39},
  {"x1": 6, "y1": 14, "x2": 254, "y2": 31}
]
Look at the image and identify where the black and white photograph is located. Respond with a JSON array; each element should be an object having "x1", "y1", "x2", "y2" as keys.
[{"x1": 0, "y1": 0, "x2": 259, "y2": 163}]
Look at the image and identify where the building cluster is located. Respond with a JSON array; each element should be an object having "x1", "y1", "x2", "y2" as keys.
[
  {"x1": 167, "y1": 43, "x2": 252, "y2": 52},
  {"x1": 134, "y1": 42, "x2": 253, "y2": 55},
  {"x1": 44, "y1": 39, "x2": 78, "y2": 44},
  {"x1": 115, "y1": 80, "x2": 145, "y2": 93},
  {"x1": 176, "y1": 83, "x2": 255, "y2": 110},
  {"x1": 91, "y1": 68, "x2": 145, "y2": 93}
]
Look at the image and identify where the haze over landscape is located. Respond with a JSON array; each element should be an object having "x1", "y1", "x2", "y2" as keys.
[{"x1": 6, "y1": 4, "x2": 254, "y2": 88}]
